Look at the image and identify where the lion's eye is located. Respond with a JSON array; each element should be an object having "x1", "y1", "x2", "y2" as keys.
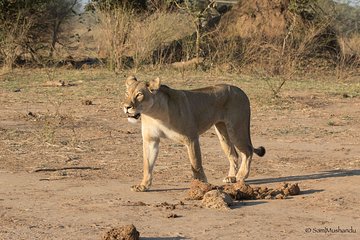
[{"x1": 136, "y1": 92, "x2": 143, "y2": 99}]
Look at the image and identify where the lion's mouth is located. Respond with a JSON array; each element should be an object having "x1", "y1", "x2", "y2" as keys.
[{"x1": 127, "y1": 113, "x2": 141, "y2": 119}]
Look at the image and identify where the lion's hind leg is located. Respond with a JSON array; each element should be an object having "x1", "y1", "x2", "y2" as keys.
[
  {"x1": 224, "y1": 121, "x2": 254, "y2": 182},
  {"x1": 236, "y1": 150, "x2": 253, "y2": 181},
  {"x1": 214, "y1": 122, "x2": 238, "y2": 183}
]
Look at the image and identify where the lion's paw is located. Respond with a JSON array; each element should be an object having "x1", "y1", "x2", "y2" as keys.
[
  {"x1": 223, "y1": 176, "x2": 237, "y2": 183},
  {"x1": 131, "y1": 184, "x2": 148, "y2": 192}
]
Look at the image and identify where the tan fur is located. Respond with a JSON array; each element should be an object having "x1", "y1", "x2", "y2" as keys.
[{"x1": 123, "y1": 76, "x2": 265, "y2": 192}]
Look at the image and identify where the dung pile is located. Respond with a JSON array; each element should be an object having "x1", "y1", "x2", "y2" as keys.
[
  {"x1": 222, "y1": 180, "x2": 256, "y2": 200},
  {"x1": 186, "y1": 180, "x2": 301, "y2": 210},
  {"x1": 201, "y1": 190, "x2": 233, "y2": 210},
  {"x1": 186, "y1": 179, "x2": 215, "y2": 200},
  {"x1": 102, "y1": 224, "x2": 140, "y2": 240},
  {"x1": 222, "y1": 181, "x2": 301, "y2": 200}
]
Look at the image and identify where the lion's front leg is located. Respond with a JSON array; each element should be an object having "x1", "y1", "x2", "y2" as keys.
[
  {"x1": 131, "y1": 137, "x2": 160, "y2": 192},
  {"x1": 185, "y1": 138, "x2": 207, "y2": 182}
]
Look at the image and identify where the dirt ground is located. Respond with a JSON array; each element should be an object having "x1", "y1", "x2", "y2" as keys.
[{"x1": 0, "y1": 69, "x2": 359, "y2": 240}]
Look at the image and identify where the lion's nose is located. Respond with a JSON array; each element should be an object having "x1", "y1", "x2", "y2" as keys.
[{"x1": 124, "y1": 105, "x2": 132, "y2": 113}]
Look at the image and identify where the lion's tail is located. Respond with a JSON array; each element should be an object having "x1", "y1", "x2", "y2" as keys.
[{"x1": 254, "y1": 146, "x2": 266, "y2": 157}]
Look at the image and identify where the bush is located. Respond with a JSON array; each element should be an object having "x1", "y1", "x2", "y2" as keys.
[{"x1": 94, "y1": 6, "x2": 193, "y2": 70}]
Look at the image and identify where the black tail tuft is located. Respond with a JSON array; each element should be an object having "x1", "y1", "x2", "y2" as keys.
[{"x1": 254, "y1": 146, "x2": 266, "y2": 157}]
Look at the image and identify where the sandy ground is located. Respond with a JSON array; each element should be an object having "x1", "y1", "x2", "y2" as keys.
[{"x1": 0, "y1": 70, "x2": 359, "y2": 239}]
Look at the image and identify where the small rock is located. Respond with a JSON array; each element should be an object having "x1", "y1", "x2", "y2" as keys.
[
  {"x1": 167, "y1": 213, "x2": 181, "y2": 218},
  {"x1": 342, "y1": 93, "x2": 350, "y2": 98},
  {"x1": 132, "y1": 201, "x2": 147, "y2": 206},
  {"x1": 154, "y1": 202, "x2": 176, "y2": 210},
  {"x1": 83, "y1": 100, "x2": 93, "y2": 105},
  {"x1": 28, "y1": 112, "x2": 36, "y2": 118}
]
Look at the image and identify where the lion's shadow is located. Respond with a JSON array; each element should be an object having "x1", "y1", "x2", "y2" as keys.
[
  {"x1": 248, "y1": 169, "x2": 360, "y2": 185},
  {"x1": 141, "y1": 237, "x2": 188, "y2": 240},
  {"x1": 147, "y1": 170, "x2": 359, "y2": 196}
]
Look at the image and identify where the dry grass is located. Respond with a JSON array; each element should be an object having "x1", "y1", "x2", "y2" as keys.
[
  {"x1": 2, "y1": 0, "x2": 357, "y2": 82},
  {"x1": 340, "y1": 34, "x2": 360, "y2": 56},
  {"x1": 28, "y1": 0, "x2": 358, "y2": 80},
  {"x1": 93, "y1": 9, "x2": 193, "y2": 70},
  {"x1": 293, "y1": 20, "x2": 336, "y2": 58},
  {"x1": 94, "y1": 7, "x2": 135, "y2": 70},
  {"x1": 129, "y1": 12, "x2": 193, "y2": 68},
  {"x1": 208, "y1": 0, "x2": 347, "y2": 80},
  {"x1": 336, "y1": 34, "x2": 360, "y2": 80},
  {"x1": 0, "y1": 16, "x2": 33, "y2": 70}
]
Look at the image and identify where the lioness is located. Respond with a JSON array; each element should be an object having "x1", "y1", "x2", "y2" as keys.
[{"x1": 123, "y1": 76, "x2": 265, "y2": 192}]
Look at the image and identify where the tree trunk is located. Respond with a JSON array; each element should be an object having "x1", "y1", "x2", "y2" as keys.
[
  {"x1": 49, "y1": 19, "x2": 61, "y2": 58},
  {"x1": 195, "y1": 17, "x2": 201, "y2": 61}
]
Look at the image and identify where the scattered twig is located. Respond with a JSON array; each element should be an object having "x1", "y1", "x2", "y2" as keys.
[
  {"x1": 33, "y1": 166, "x2": 102, "y2": 173},
  {"x1": 39, "y1": 177, "x2": 67, "y2": 181}
]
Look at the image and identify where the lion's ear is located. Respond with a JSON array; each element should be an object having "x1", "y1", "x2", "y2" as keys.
[
  {"x1": 125, "y1": 76, "x2": 137, "y2": 89},
  {"x1": 148, "y1": 77, "x2": 161, "y2": 93}
]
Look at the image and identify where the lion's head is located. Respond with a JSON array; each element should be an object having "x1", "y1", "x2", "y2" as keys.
[{"x1": 123, "y1": 76, "x2": 160, "y2": 123}]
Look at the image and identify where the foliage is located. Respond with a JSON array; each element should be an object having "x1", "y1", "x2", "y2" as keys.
[
  {"x1": 318, "y1": 0, "x2": 360, "y2": 35},
  {"x1": 288, "y1": 0, "x2": 318, "y2": 20},
  {"x1": 0, "y1": 0, "x2": 80, "y2": 68},
  {"x1": 0, "y1": 0, "x2": 359, "y2": 74},
  {"x1": 87, "y1": 0, "x2": 148, "y2": 12}
]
